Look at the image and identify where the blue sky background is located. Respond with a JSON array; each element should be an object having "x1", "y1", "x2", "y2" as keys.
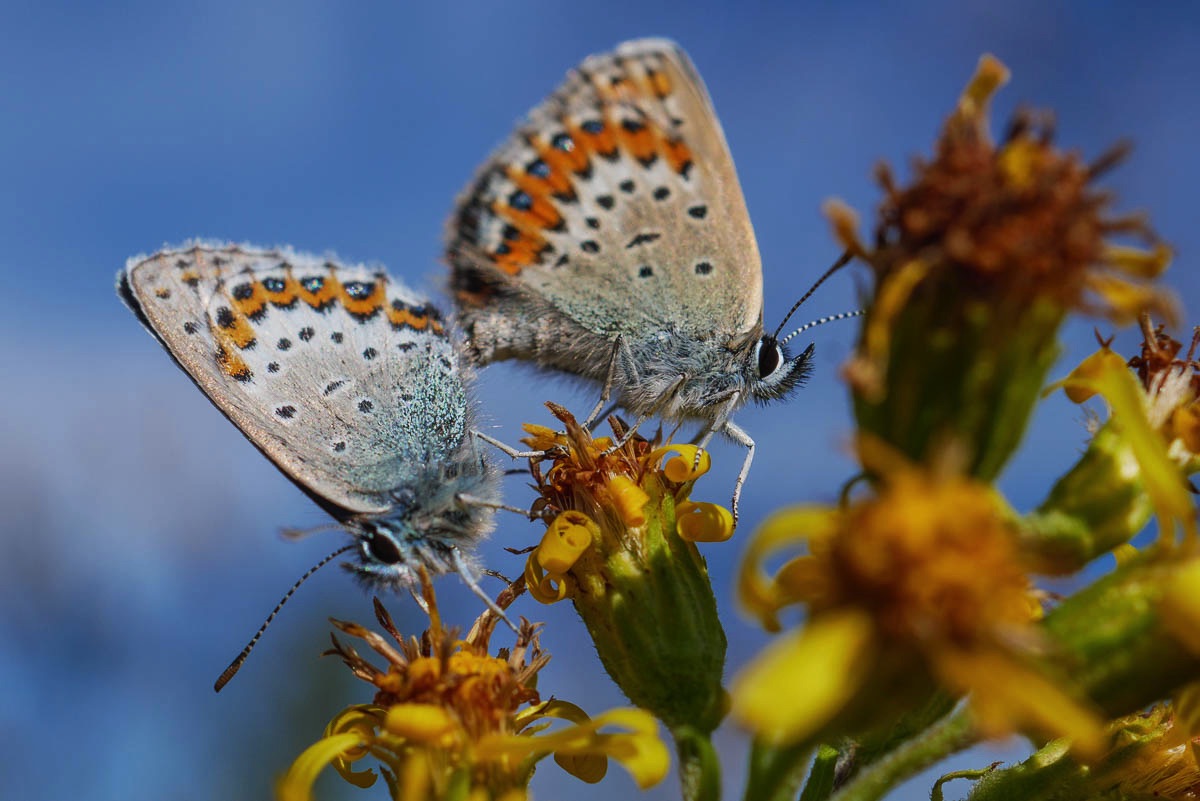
[{"x1": 2, "y1": 2, "x2": 1197, "y2": 800}]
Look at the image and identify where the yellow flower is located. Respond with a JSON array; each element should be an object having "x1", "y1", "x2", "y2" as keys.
[
  {"x1": 277, "y1": 575, "x2": 669, "y2": 801},
  {"x1": 733, "y1": 439, "x2": 1105, "y2": 757},
  {"x1": 520, "y1": 403, "x2": 730, "y2": 736},
  {"x1": 831, "y1": 54, "x2": 1177, "y2": 482},
  {"x1": 1047, "y1": 321, "x2": 1199, "y2": 545}
]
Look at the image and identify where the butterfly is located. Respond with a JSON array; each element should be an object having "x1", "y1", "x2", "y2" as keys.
[
  {"x1": 118, "y1": 243, "x2": 503, "y2": 607},
  {"x1": 446, "y1": 38, "x2": 833, "y2": 526}
]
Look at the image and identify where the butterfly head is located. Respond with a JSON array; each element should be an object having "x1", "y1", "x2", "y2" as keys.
[
  {"x1": 745, "y1": 335, "x2": 815, "y2": 406},
  {"x1": 344, "y1": 464, "x2": 498, "y2": 591}
]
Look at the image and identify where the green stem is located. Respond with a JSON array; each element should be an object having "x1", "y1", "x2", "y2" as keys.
[
  {"x1": 742, "y1": 739, "x2": 813, "y2": 801},
  {"x1": 827, "y1": 704, "x2": 977, "y2": 801},
  {"x1": 674, "y1": 726, "x2": 722, "y2": 801},
  {"x1": 798, "y1": 745, "x2": 841, "y2": 801}
]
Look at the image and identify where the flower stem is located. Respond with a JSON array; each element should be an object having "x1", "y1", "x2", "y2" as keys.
[
  {"x1": 742, "y1": 739, "x2": 813, "y2": 801},
  {"x1": 827, "y1": 704, "x2": 976, "y2": 801},
  {"x1": 674, "y1": 726, "x2": 722, "y2": 801},
  {"x1": 798, "y1": 745, "x2": 840, "y2": 801}
]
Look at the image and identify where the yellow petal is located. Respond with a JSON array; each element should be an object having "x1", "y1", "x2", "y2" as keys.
[
  {"x1": 738, "y1": 506, "x2": 840, "y2": 631},
  {"x1": 1049, "y1": 347, "x2": 1129, "y2": 404},
  {"x1": 277, "y1": 731, "x2": 375, "y2": 801},
  {"x1": 934, "y1": 647, "x2": 1106, "y2": 761},
  {"x1": 1085, "y1": 272, "x2": 1180, "y2": 327},
  {"x1": 1170, "y1": 405, "x2": 1200, "y2": 454},
  {"x1": 477, "y1": 707, "x2": 669, "y2": 790},
  {"x1": 524, "y1": 551, "x2": 572, "y2": 604},
  {"x1": 654, "y1": 444, "x2": 712, "y2": 482},
  {"x1": 521, "y1": 423, "x2": 564, "y2": 452},
  {"x1": 384, "y1": 703, "x2": 461, "y2": 749},
  {"x1": 1103, "y1": 243, "x2": 1172, "y2": 279},
  {"x1": 537, "y1": 512, "x2": 596, "y2": 574},
  {"x1": 676, "y1": 501, "x2": 734, "y2": 542},
  {"x1": 731, "y1": 609, "x2": 876, "y2": 745},
  {"x1": 1053, "y1": 346, "x2": 1195, "y2": 540},
  {"x1": 957, "y1": 53, "x2": 1010, "y2": 119},
  {"x1": 607, "y1": 475, "x2": 649, "y2": 527}
]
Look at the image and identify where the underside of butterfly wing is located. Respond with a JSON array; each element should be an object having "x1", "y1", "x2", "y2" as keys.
[
  {"x1": 120, "y1": 243, "x2": 476, "y2": 517},
  {"x1": 447, "y1": 38, "x2": 764, "y2": 371}
]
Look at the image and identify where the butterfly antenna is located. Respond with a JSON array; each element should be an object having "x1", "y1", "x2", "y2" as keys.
[
  {"x1": 213, "y1": 543, "x2": 356, "y2": 692},
  {"x1": 771, "y1": 250, "x2": 854, "y2": 340},
  {"x1": 779, "y1": 309, "x2": 866, "y2": 347}
]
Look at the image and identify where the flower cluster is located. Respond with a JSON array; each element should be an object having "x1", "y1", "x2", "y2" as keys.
[{"x1": 279, "y1": 574, "x2": 668, "y2": 801}]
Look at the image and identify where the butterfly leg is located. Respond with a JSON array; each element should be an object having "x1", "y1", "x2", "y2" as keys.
[
  {"x1": 450, "y1": 547, "x2": 518, "y2": 632},
  {"x1": 457, "y1": 492, "x2": 534, "y2": 520},
  {"x1": 582, "y1": 336, "x2": 632, "y2": 430},
  {"x1": 600, "y1": 373, "x2": 687, "y2": 456},
  {"x1": 721, "y1": 420, "x2": 755, "y2": 531},
  {"x1": 471, "y1": 430, "x2": 558, "y2": 460}
]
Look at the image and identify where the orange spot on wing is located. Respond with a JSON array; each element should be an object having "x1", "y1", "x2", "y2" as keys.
[
  {"x1": 507, "y1": 164, "x2": 574, "y2": 201},
  {"x1": 215, "y1": 345, "x2": 253, "y2": 381},
  {"x1": 493, "y1": 197, "x2": 563, "y2": 233},
  {"x1": 663, "y1": 137, "x2": 694, "y2": 177},
  {"x1": 297, "y1": 271, "x2": 339, "y2": 309},
  {"x1": 337, "y1": 277, "x2": 388, "y2": 317},
  {"x1": 262, "y1": 275, "x2": 300, "y2": 307},
  {"x1": 533, "y1": 133, "x2": 590, "y2": 176},
  {"x1": 616, "y1": 120, "x2": 659, "y2": 164},
  {"x1": 646, "y1": 68, "x2": 672, "y2": 99},
  {"x1": 572, "y1": 120, "x2": 618, "y2": 159},
  {"x1": 494, "y1": 231, "x2": 550, "y2": 275},
  {"x1": 231, "y1": 282, "x2": 269, "y2": 319}
]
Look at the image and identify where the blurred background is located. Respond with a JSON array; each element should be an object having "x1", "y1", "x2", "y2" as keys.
[{"x1": 2, "y1": 2, "x2": 1196, "y2": 799}]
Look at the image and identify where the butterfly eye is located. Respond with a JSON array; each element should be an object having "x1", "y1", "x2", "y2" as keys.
[
  {"x1": 756, "y1": 337, "x2": 783, "y2": 378},
  {"x1": 365, "y1": 530, "x2": 403, "y2": 564}
]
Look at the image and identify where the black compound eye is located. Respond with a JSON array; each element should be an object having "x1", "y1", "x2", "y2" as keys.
[
  {"x1": 757, "y1": 337, "x2": 783, "y2": 378},
  {"x1": 366, "y1": 531, "x2": 403, "y2": 564}
]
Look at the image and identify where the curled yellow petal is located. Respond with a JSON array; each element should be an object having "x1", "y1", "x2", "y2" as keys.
[
  {"x1": 731, "y1": 609, "x2": 876, "y2": 745},
  {"x1": 278, "y1": 731, "x2": 374, "y2": 801},
  {"x1": 524, "y1": 552, "x2": 572, "y2": 604},
  {"x1": 738, "y1": 506, "x2": 841, "y2": 631},
  {"x1": 676, "y1": 501, "x2": 734, "y2": 542},
  {"x1": 384, "y1": 703, "x2": 461, "y2": 748},
  {"x1": 655, "y1": 444, "x2": 712, "y2": 482},
  {"x1": 607, "y1": 475, "x2": 649, "y2": 527},
  {"x1": 537, "y1": 512, "x2": 596, "y2": 573}
]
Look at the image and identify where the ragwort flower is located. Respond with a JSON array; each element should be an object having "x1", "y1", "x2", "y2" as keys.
[
  {"x1": 831, "y1": 54, "x2": 1177, "y2": 482},
  {"x1": 278, "y1": 575, "x2": 668, "y2": 801},
  {"x1": 519, "y1": 403, "x2": 730, "y2": 737},
  {"x1": 733, "y1": 439, "x2": 1106, "y2": 757},
  {"x1": 1031, "y1": 319, "x2": 1200, "y2": 565}
]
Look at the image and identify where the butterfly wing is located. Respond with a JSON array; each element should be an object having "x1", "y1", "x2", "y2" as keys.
[
  {"x1": 448, "y1": 38, "x2": 763, "y2": 355},
  {"x1": 119, "y1": 243, "x2": 472, "y2": 517}
]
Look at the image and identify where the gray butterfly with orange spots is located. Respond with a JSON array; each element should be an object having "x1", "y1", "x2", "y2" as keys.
[
  {"x1": 118, "y1": 243, "x2": 510, "y2": 679},
  {"x1": 447, "y1": 38, "x2": 845, "y2": 526}
]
